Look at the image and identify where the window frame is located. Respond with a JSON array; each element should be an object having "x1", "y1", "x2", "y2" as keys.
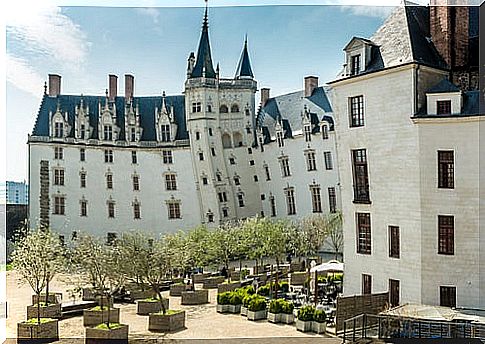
[
  {"x1": 438, "y1": 150, "x2": 454, "y2": 189},
  {"x1": 389, "y1": 226, "x2": 400, "y2": 259},
  {"x1": 352, "y1": 148, "x2": 370, "y2": 203},
  {"x1": 438, "y1": 215, "x2": 454, "y2": 255},
  {"x1": 349, "y1": 95, "x2": 365, "y2": 127},
  {"x1": 356, "y1": 212, "x2": 371, "y2": 255}
]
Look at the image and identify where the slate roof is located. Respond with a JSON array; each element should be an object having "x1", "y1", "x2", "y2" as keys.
[
  {"x1": 31, "y1": 94, "x2": 188, "y2": 141},
  {"x1": 414, "y1": 89, "x2": 480, "y2": 118},
  {"x1": 235, "y1": 39, "x2": 254, "y2": 79},
  {"x1": 427, "y1": 79, "x2": 461, "y2": 94},
  {"x1": 190, "y1": 8, "x2": 216, "y2": 79},
  {"x1": 257, "y1": 86, "x2": 334, "y2": 142}
]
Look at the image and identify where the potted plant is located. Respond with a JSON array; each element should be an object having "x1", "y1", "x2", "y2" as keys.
[
  {"x1": 296, "y1": 305, "x2": 314, "y2": 332},
  {"x1": 85, "y1": 322, "x2": 129, "y2": 344},
  {"x1": 247, "y1": 295, "x2": 267, "y2": 321},
  {"x1": 169, "y1": 282, "x2": 189, "y2": 297},
  {"x1": 216, "y1": 292, "x2": 231, "y2": 313},
  {"x1": 228, "y1": 290, "x2": 243, "y2": 313},
  {"x1": 217, "y1": 280, "x2": 241, "y2": 293},
  {"x1": 312, "y1": 309, "x2": 327, "y2": 334},
  {"x1": 281, "y1": 300, "x2": 295, "y2": 324},
  {"x1": 83, "y1": 305, "x2": 120, "y2": 327},
  {"x1": 12, "y1": 228, "x2": 65, "y2": 340},
  {"x1": 267, "y1": 299, "x2": 283, "y2": 323},
  {"x1": 136, "y1": 297, "x2": 169, "y2": 315}
]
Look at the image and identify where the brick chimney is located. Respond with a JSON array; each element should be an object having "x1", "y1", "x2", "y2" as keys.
[
  {"x1": 48, "y1": 74, "x2": 61, "y2": 97},
  {"x1": 430, "y1": 1, "x2": 469, "y2": 68},
  {"x1": 304, "y1": 76, "x2": 318, "y2": 97},
  {"x1": 108, "y1": 74, "x2": 118, "y2": 101},
  {"x1": 125, "y1": 74, "x2": 134, "y2": 100},
  {"x1": 261, "y1": 88, "x2": 270, "y2": 106}
]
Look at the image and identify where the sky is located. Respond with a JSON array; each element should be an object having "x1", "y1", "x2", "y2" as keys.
[{"x1": 3, "y1": 0, "x2": 441, "y2": 182}]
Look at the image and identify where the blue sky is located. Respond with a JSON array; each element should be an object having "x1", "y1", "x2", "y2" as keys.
[{"x1": 5, "y1": 2, "x2": 395, "y2": 181}]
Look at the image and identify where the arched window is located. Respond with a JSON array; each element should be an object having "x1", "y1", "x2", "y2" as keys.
[
  {"x1": 220, "y1": 105, "x2": 228, "y2": 113},
  {"x1": 222, "y1": 133, "x2": 232, "y2": 149},
  {"x1": 233, "y1": 132, "x2": 243, "y2": 147},
  {"x1": 231, "y1": 104, "x2": 239, "y2": 113}
]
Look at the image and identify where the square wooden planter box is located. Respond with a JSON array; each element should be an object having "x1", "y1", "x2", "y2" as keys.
[
  {"x1": 32, "y1": 293, "x2": 62, "y2": 305},
  {"x1": 312, "y1": 321, "x2": 326, "y2": 334},
  {"x1": 148, "y1": 311, "x2": 186, "y2": 332},
  {"x1": 202, "y1": 276, "x2": 225, "y2": 289},
  {"x1": 192, "y1": 273, "x2": 210, "y2": 283},
  {"x1": 181, "y1": 289, "x2": 209, "y2": 305},
  {"x1": 85, "y1": 324, "x2": 128, "y2": 344},
  {"x1": 171, "y1": 277, "x2": 184, "y2": 284},
  {"x1": 169, "y1": 284, "x2": 188, "y2": 297},
  {"x1": 17, "y1": 319, "x2": 59, "y2": 342},
  {"x1": 129, "y1": 289, "x2": 156, "y2": 301},
  {"x1": 240, "y1": 306, "x2": 248, "y2": 316},
  {"x1": 82, "y1": 288, "x2": 96, "y2": 301},
  {"x1": 290, "y1": 272, "x2": 307, "y2": 286},
  {"x1": 281, "y1": 313, "x2": 295, "y2": 324},
  {"x1": 136, "y1": 298, "x2": 169, "y2": 315},
  {"x1": 290, "y1": 262, "x2": 303, "y2": 272},
  {"x1": 247, "y1": 309, "x2": 267, "y2": 321},
  {"x1": 27, "y1": 303, "x2": 62, "y2": 319},
  {"x1": 83, "y1": 308, "x2": 120, "y2": 326},
  {"x1": 267, "y1": 312, "x2": 282, "y2": 323},
  {"x1": 217, "y1": 282, "x2": 241, "y2": 293},
  {"x1": 296, "y1": 319, "x2": 313, "y2": 332}
]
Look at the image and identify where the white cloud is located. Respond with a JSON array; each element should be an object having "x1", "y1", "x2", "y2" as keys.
[
  {"x1": 6, "y1": 54, "x2": 45, "y2": 99},
  {"x1": 340, "y1": 5, "x2": 396, "y2": 19},
  {"x1": 135, "y1": 7, "x2": 160, "y2": 24}
]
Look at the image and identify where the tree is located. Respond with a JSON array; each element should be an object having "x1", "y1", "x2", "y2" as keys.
[
  {"x1": 11, "y1": 228, "x2": 66, "y2": 325},
  {"x1": 327, "y1": 211, "x2": 344, "y2": 259},
  {"x1": 184, "y1": 226, "x2": 211, "y2": 286},
  {"x1": 117, "y1": 231, "x2": 151, "y2": 290},
  {"x1": 207, "y1": 222, "x2": 240, "y2": 278}
]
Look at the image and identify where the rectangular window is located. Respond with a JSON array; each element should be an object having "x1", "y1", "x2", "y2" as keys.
[
  {"x1": 357, "y1": 212, "x2": 371, "y2": 254},
  {"x1": 238, "y1": 193, "x2": 245, "y2": 207},
  {"x1": 54, "y1": 196, "x2": 65, "y2": 215},
  {"x1": 131, "y1": 128, "x2": 136, "y2": 141},
  {"x1": 349, "y1": 95, "x2": 364, "y2": 127},
  {"x1": 80, "y1": 124, "x2": 86, "y2": 139},
  {"x1": 438, "y1": 151, "x2": 454, "y2": 189},
  {"x1": 310, "y1": 186, "x2": 322, "y2": 213},
  {"x1": 389, "y1": 226, "x2": 400, "y2": 258},
  {"x1": 351, "y1": 54, "x2": 361, "y2": 75},
  {"x1": 234, "y1": 177, "x2": 240, "y2": 185},
  {"x1": 222, "y1": 208, "x2": 229, "y2": 217},
  {"x1": 229, "y1": 157, "x2": 236, "y2": 165},
  {"x1": 218, "y1": 192, "x2": 228, "y2": 203},
  {"x1": 106, "y1": 174, "x2": 113, "y2": 189},
  {"x1": 306, "y1": 151, "x2": 317, "y2": 171},
  {"x1": 438, "y1": 215, "x2": 454, "y2": 255},
  {"x1": 208, "y1": 128, "x2": 213, "y2": 136},
  {"x1": 192, "y1": 102, "x2": 201, "y2": 113},
  {"x1": 270, "y1": 196, "x2": 277, "y2": 217},
  {"x1": 352, "y1": 149, "x2": 370, "y2": 203},
  {"x1": 133, "y1": 175, "x2": 140, "y2": 191},
  {"x1": 80, "y1": 172, "x2": 86, "y2": 188},
  {"x1": 276, "y1": 131, "x2": 284, "y2": 147},
  {"x1": 107, "y1": 201, "x2": 115, "y2": 218},
  {"x1": 80, "y1": 200, "x2": 87, "y2": 217},
  {"x1": 362, "y1": 274, "x2": 372, "y2": 295},
  {"x1": 440, "y1": 286, "x2": 456, "y2": 308},
  {"x1": 265, "y1": 165, "x2": 271, "y2": 181},
  {"x1": 285, "y1": 188, "x2": 296, "y2": 215},
  {"x1": 54, "y1": 122, "x2": 64, "y2": 138},
  {"x1": 202, "y1": 177, "x2": 208, "y2": 185},
  {"x1": 162, "y1": 150, "x2": 173, "y2": 164},
  {"x1": 324, "y1": 151, "x2": 333, "y2": 170},
  {"x1": 168, "y1": 202, "x2": 181, "y2": 219},
  {"x1": 54, "y1": 147, "x2": 63, "y2": 160},
  {"x1": 437, "y1": 100, "x2": 452, "y2": 115},
  {"x1": 161, "y1": 124, "x2": 171, "y2": 142},
  {"x1": 104, "y1": 149, "x2": 113, "y2": 163},
  {"x1": 304, "y1": 125, "x2": 311, "y2": 142},
  {"x1": 133, "y1": 203, "x2": 141, "y2": 219},
  {"x1": 253, "y1": 175, "x2": 258, "y2": 182},
  {"x1": 249, "y1": 160, "x2": 255, "y2": 166},
  {"x1": 280, "y1": 157, "x2": 291, "y2": 177},
  {"x1": 322, "y1": 124, "x2": 329, "y2": 140},
  {"x1": 54, "y1": 169, "x2": 65, "y2": 186},
  {"x1": 389, "y1": 279, "x2": 400, "y2": 307},
  {"x1": 165, "y1": 174, "x2": 177, "y2": 191},
  {"x1": 103, "y1": 125, "x2": 113, "y2": 141},
  {"x1": 195, "y1": 131, "x2": 200, "y2": 140},
  {"x1": 132, "y1": 151, "x2": 137, "y2": 164},
  {"x1": 211, "y1": 147, "x2": 216, "y2": 156},
  {"x1": 80, "y1": 148, "x2": 85, "y2": 162},
  {"x1": 328, "y1": 187, "x2": 336, "y2": 213},
  {"x1": 199, "y1": 152, "x2": 204, "y2": 161}
]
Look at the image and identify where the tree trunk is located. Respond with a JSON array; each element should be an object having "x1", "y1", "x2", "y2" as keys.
[
  {"x1": 269, "y1": 264, "x2": 273, "y2": 299},
  {"x1": 106, "y1": 293, "x2": 111, "y2": 328},
  {"x1": 314, "y1": 270, "x2": 318, "y2": 306},
  {"x1": 45, "y1": 273, "x2": 50, "y2": 306},
  {"x1": 239, "y1": 259, "x2": 242, "y2": 279},
  {"x1": 155, "y1": 286, "x2": 166, "y2": 314},
  {"x1": 36, "y1": 292, "x2": 41, "y2": 325}
]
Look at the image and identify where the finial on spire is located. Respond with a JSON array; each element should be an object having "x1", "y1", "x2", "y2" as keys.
[{"x1": 203, "y1": 0, "x2": 209, "y2": 30}]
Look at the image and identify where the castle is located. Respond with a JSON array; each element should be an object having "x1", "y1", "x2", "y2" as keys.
[{"x1": 28, "y1": 2, "x2": 482, "y2": 309}]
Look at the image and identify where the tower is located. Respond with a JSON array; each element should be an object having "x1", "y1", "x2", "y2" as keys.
[{"x1": 185, "y1": 4, "x2": 260, "y2": 225}]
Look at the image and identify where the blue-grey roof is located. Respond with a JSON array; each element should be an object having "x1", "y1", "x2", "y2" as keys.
[
  {"x1": 32, "y1": 94, "x2": 188, "y2": 141},
  {"x1": 414, "y1": 90, "x2": 480, "y2": 117},
  {"x1": 427, "y1": 79, "x2": 460, "y2": 94},
  {"x1": 257, "y1": 86, "x2": 334, "y2": 142},
  {"x1": 191, "y1": 9, "x2": 216, "y2": 79},
  {"x1": 235, "y1": 39, "x2": 254, "y2": 79}
]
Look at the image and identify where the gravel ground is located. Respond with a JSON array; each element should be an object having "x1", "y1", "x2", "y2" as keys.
[{"x1": 6, "y1": 271, "x2": 341, "y2": 343}]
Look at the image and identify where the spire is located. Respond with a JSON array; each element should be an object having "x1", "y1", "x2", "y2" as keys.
[
  {"x1": 235, "y1": 35, "x2": 254, "y2": 79},
  {"x1": 191, "y1": 1, "x2": 216, "y2": 79}
]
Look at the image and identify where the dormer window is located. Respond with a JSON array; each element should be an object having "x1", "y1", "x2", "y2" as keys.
[
  {"x1": 351, "y1": 54, "x2": 361, "y2": 75},
  {"x1": 130, "y1": 128, "x2": 136, "y2": 141},
  {"x1": 276, "y1": 131, "x2": 284, "y2": 147},
  {"x1": 104, "y1": 125, "x2": 113, "y2": 141},
  {"x1": 304, "y1": 125, "x2": 311, "y2": 142},
  {"x1": 80, "y1": 124, "x2": 86, "y2": 139},
  {"x1": 437, "y1": 100, "x2": 451, "y2": 115},
  {"x1": 54, "y1": 122, "x2": 64, "y2": 138},
  {"x1": 160, "y1": 124, "x2": 171, "y2": 142}
]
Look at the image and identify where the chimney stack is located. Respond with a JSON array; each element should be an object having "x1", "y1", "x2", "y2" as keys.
[
  {"x1": 125, "y1": 74, "x2": 134, "y2": 100},
  {"x1": 304, "y1": 76, "x2": 318, "y2": 97},
  {"x1": 261, "y1": 88, "x2": 270, "y2": 106},
  {"x1": 108, "y1": 74, "x2": 118, "y2": 101},
  {"x1": 48, "y1": 74, "x2": 61, "y2": 97},
  {"x1": 429, "y1": 1, "x2": 469, "y2": 69}
]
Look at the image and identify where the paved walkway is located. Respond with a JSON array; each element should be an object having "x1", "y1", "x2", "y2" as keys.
[{"x1": 6, "y1": 271, "x2": 342, "y2": 343}]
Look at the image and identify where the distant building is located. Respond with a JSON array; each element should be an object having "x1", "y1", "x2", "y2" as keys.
[{"x1": 6, "y1": 181, "x2": 29, "y2": 205}]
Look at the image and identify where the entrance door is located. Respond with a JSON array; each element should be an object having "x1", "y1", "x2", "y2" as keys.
[{"x1": 389, "y1": 279, "x2": 400, "y2": 307}]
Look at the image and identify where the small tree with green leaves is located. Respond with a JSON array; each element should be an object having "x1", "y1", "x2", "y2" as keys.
[
  {"x1": 12, "y1": 228, "x2": 66, "y2": 325},
  {"x1": 207, "y1": 222, "x2": 241, "y2": 280},
  {"x1": 185, "y1": 226, "x2": 211, "y2": 286},
  {"x1": 327, "y1": 211, "x2": 344, "y2": 259}
]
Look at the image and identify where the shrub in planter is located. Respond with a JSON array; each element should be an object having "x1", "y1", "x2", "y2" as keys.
[
  {"x1": 148, "y1": 310, "x2": 186, "y2": 332},
  {"x1": 85, "y1": 322, "x2": 129, "y2": 344},
  {"x1": 256, "y1": 283, "x2": 270, "y2": 296},
  {"x1": 312, "y1": 309, "x2": 327, "y2": 334},
  {"x1": 217, "y1": 281, "x2": 241, "y2": 293},
  {"x1": 279, "y1": 281, "x2": 290, "y2": 293},
  {"x1": 296, "y1": 305, "x2": 315, "y2": 332},
  {"x1": 83, "y1": 306, "x2": 120, "y2": 326},
  {"x1": 227, "y1": 291, "x2": 243, "y2": 313},
  {"x1": 27, "y1": 303, "x2": 62, "y2": 319},
  {"x1": 136, "y1": 297, "x2": 169, "y2": 315},
  {"x1": 281, "y1": 300, "x2": 295, "y2": 324},
  {"x1": 216, "y1": 292, "x2": 231, "y2": 313},
  {"x1": 247, "y1": 295, "x2": 267, "y2": 321},
  {"x1": 267, "y1": 299, "x2": 284, "y2": 323},
  {"x1": 17, "y1": 318, "x2": 59, "y2": 342}
]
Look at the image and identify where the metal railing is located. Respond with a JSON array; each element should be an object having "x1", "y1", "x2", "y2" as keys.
[{"x1": 342, "y1": 313, "x2": 485, "y2": 343}]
